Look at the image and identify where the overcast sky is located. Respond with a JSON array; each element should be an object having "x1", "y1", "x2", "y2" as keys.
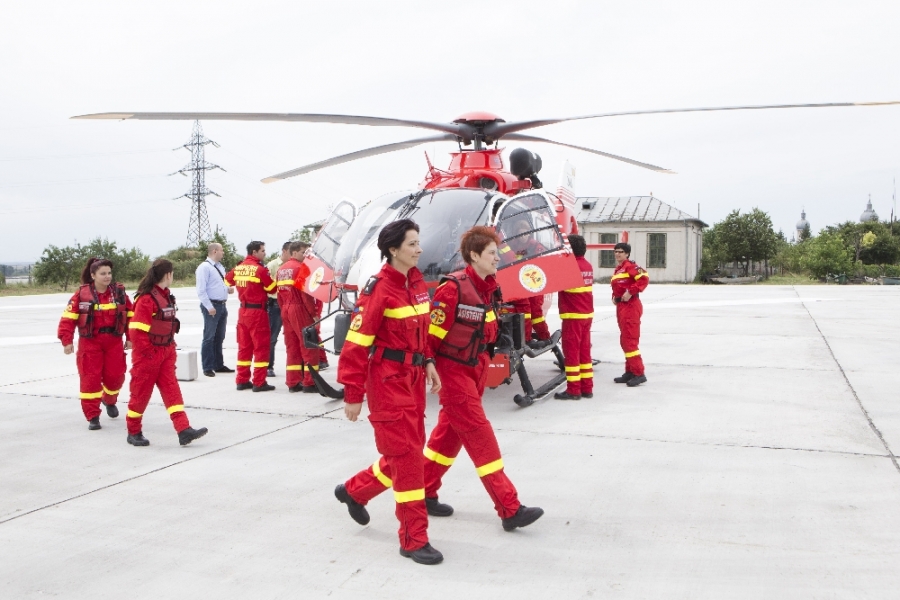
[{"x1": 2, "y1": 0, "x2": 899, "y2": 263}]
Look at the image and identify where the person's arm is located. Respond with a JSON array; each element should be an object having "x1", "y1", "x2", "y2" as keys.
[
  {"x1": 58, "y1": 291, "x2": 79, "y2": 352},
  {"x1": 337, "y1": 285, "x2": 385, "y2": 406},
  {"x1": 196, "y1": 262, "x2": 213, "y2": 311},
  {"x1": 124, "y1": 291, "x2": 135, "y2": 349},
  {"x1": 127, "y1": 296, "x2": 154, "y2": 353},
  {"x1": 427, "y1": 280, "x2": 457, "y2": 357},
  {"x1": 631, "y1": 264, "x2": 649, "y2": 294},
  {"x1": 258, "y1": 264, "x2": 277, "y2": 295}
]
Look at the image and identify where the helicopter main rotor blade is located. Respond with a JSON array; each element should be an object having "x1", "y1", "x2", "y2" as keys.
[
  {"x1": 71, "y1": 112, "x2": 471, "y2": 138},
  {"x1": 261, "y1": 134, "x2": 457, "y2": 183},
  {"x1": 489, "y1": 101, "x2": 900, "y2": 137},
  {"x1": 503, "y1": 134, "x2": 675, "y2": 174}
]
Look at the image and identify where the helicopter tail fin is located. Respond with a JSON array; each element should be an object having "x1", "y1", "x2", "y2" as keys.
[{"x1": 555, "y1": 161, "x2": 577, "y2": 211}]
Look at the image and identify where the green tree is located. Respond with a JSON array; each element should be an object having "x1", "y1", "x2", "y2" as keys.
[
  {"x1": 798, "y1": 222, "x2": 811, "y2": 242},
  {"x1": 802, "y1": 232, "x2": 854, "y2": 279},
  {"x1": 290, "y1": 226, "x2": 315, "y2": 244},
  {"x1": 33, "y1": 244, "x2": 85, "y2": 291},
  {"x1": 200, "y1": 229, "x2": 241, "y2": 270}
]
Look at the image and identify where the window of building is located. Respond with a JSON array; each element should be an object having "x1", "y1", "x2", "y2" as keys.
[
  {"x1": 598, "y1": 233, "x2": 617, "y2": 267},
  {"x1": 648, "y1": 233, "x2": 667, "y2": 268}
]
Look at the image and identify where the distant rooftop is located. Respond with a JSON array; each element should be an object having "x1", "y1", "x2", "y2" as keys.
[{"x1": 576, "y1": 196, "x2": 706, "y2": 226}]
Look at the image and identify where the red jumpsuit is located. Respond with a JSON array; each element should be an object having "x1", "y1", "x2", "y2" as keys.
[
  {"x1": 276, "y1": 258, "x2": 319, "y2": 388},
  {"x1": 423, "y1": 265, "x2": 522, "y2": 519},
  {"x1": 611, "y1": 259, "x2": 649, "y2": 376},
  {"x1": 558, "y1": 256, "x2": 595, "y2": 396},
  {"x1": 338, "y1": 263, "x2": 433, "y2": 552},
  {"x1": 58, "y1": 283, "x2": 134, "y2": 421},
  {"x1": 225, "y1": 255, "x2": 276, "y2": 387},
  {"x1": 126, "y1": 286, "x2": 193, "y2": 435}
]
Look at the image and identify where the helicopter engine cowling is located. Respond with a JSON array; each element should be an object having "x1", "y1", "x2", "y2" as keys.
[{"x1": 509, "y1": 148, "x2": 543, "y2": 189}]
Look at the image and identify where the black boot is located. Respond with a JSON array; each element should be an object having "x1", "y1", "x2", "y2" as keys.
[
  {"x1": 553, "y1": 391, "x2": 581, "y2": 401},
  {"x1": 88, "y1": 416, "x2": 101, "y2": 430},
  {"x1": 425, "y1": 497, "x2": 454, "y2": 517},
  {"x1": 613, "y1": 372, "x2": 635, "y2": 384},
  {"x1": 502, "y1": 505, "x2": 545, "y2": 531},
  {"x1": 399, "y1": 543, "x2": 444, "y2": 565},
  {"x1": 127, "y1": 432, "x2": 150, "y2": 446},
  {"x1": 236, "y1": 382, "x2": 253, "y2": 391},
  {"x1": 253, "y1": 383, "x2": 275, "y2": 392},
  {"x1": 103, "y1": 402, "x2": 119, "y2": 418},
  {"x1": 334, "y1": 484, "x2": 370, "y2": 525},
  {"x1": 288, "y1": 384, "x2": 303, "y2": 393},
  {"x1": 178, "y1": 427, "x2": 208, "y2": 446},
  {"x1": 302, "y1": 385, "x2": 318, "y2": 393},
  {"x1": 581, "y1": 392, "x2": 594, "y2": 399},
  {"x1": 626, "y1": 374, "x2": 647, "y2": 387}
]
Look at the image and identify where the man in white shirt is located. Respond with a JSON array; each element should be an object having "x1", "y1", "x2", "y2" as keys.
[{"x1": 196, "y1": 243, "x2": 235, "y2": 377}]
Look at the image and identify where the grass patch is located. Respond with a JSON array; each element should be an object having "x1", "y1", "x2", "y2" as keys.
[
  {"x1": 757, "y1": 274, "x2": 820, "y2": 285},
  {"x1": 0, "y1": 277, "x2": 197, "y2": 297}
]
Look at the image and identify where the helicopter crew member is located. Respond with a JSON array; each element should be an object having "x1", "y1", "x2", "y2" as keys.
[
  {"x1": 499, "y1": 217, "x2": 552, "y2": 347},
  {"x1": 125, "y1": 259, "x2": 207, "y2": 447},
  {"x1": 225, "y1": 241, "x2": 277, "y2": 392},
  {"x1": 276, "y1": 241, "x2": 319, "y2": 393},
  {"x1": 333, "y1": 219, "x2": 444, "y2": 566},
  {"x1": 423, "y1": 226, "x2": 545, "y2": 531},
  {"x1": 58, "y1": 257, "x2": 134, "y2": 430},
  {"x1": 611, "y1": 242, "x2": 649, "y2": 387},
  {"x1": 554, "y1": 235, "x2": 595, "y2": 400},
  {"x1": 266, "y1": 242, "x2": 291, "y2": 378}
]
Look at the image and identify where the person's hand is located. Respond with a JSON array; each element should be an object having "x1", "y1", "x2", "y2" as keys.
[
  {"x1": 425, "y1": 362, "x2": 442, "y2": 394},
  {"x1": 124, "y1": 341, "x2": 132, "y2": 351},
  {"x1": 228, "y1": 287, "x2": 235, "y2": 295},
  {"x1": 344, "y1": 402, "x2": 362, "y2": 422},
  {"x1": 611, "y1": 297, "x2": 617, "y2": 306},
  {"x1": 63, "y1": 344, "x2": 74, "y2": 355},
  {"x1": 208, "y1": 306, "x2": 217, "y2": 316},
  {"x1": 622, "y1": 291, "x2": 632, "y2": 302}
]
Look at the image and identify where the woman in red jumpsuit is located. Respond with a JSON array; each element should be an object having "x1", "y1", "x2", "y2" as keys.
[
  {"x1": 423, "y1": 226, "x2": 544, "y2": 531},
  {"x1": 333, "y1": 219, "x2": 444, "y2": 565},
  {"x1": 125, "y1": 259, "x2": 207, "y2": 447},
  {"x1": 58, "y1": 257, "x2": 134, "y2": 430}
]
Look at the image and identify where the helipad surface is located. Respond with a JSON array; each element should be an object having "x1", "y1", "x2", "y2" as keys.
[{"x1": 1, "y1": 284, "x2": 898, "y2": 599}]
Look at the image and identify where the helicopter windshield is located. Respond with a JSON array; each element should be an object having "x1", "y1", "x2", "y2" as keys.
[
  {"x1": 494, "y1": 191, "x2": 566, "y2": 264},
  {"x1": 330, "y1": 188, "x2": 496, "y2": 284},
  {"x1": 310, "y1": 200, "x2": 355, "y2": 269}
]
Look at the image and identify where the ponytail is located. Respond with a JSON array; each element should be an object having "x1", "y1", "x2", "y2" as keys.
[
  {"x1": 136, "y1": 259, "x2": 174, "y2": 297},
  {"x1": 80, "y1": 257, "x2": 114, "y2": 285}
]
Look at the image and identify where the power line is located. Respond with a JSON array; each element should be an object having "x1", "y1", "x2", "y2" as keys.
[
  {"x1": 0, "y1": 173, "x2": 167, "y2": 189},
  {"x1": 0, "y1": 148, "x2": 172, "y2": 162},
  {"x1": 173, "y1": 121, "x2": 222, "y2": 246}
]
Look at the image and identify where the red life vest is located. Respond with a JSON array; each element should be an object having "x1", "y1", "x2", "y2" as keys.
[
  {"x1": 436, "y1": 271, "x2": 501, "y2": 366},
  {"x1": 76, "y1": 283, "x2": 128, "y2": 338},
  {"x1": 146, "y1": 288, "x2": 180, "y2": 346}
]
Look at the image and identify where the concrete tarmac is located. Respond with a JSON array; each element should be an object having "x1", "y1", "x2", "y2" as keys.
[{"x1": 1, "y1": 284, "x2": 898, "y2": 599}]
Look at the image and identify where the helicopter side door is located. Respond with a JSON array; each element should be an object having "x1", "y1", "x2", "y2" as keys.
[
  {"x1": 492, "y1": 191, "x2": 585, "y2": 302},
  {"x1": 303, "y1": 200, "x2": 357, "y2": 303}
]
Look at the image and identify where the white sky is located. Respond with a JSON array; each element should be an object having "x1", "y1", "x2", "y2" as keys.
[{"x1": 1, "y1": 0, "x2": 898, "y2": 262}]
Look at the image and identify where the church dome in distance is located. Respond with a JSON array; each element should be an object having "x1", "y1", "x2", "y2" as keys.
[
  {"x1": 796, "y1": 209, "x2": 809, "y2": 231},
  {"x1": 860, "y1": 196, "x2": 878, "y2": 223}
]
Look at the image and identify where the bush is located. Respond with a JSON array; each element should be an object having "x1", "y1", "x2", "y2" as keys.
[
  {"x1": 884, "y1": 264, "x2": 900, "y2": 278},
  {"x1": 802, "y1": 233, "x2": 854, "y2": 279},
  {"x1": 157, "y1": 230, "x2": 241, "y2": 283},
  {"x1": 32, "y1": 238, "x2": 149, "y2": 291}
]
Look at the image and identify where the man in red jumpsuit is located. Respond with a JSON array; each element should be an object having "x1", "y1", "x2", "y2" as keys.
[
  {"x1": 554, "y1": 235, "x2": 595, "y2": 400},
  {"x1": 611, "y1": 242, "x2": 649, "y2": 387},
  {"x1": 225, "y1": 241, "x2": 277, "y2": 392},
  {"x1": 275, "y1": 241, "x2": 319, "y2": 393}
]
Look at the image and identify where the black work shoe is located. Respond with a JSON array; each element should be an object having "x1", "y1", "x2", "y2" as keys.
[
  {"x1": 266, "y1": 368, "x2": 276, "y2": 378},
  {"x1": 334, "y1": 484, "x2": 370, "y2": 525},
  {"x1": 104, "y1": 402, "x2": 119, "y2": 418},
  {"x1": 502, "y1": 505, "x2": 545, "y2": 531},
  {"x1": 288, "y1": 384, "x2": 303, "y2": 393},
  {"x1": 178, "y1": 427, "x2": 208, "y2": 446},
  {"x1": 613, "y1": 372, "x2": 635, "y2": 384},
  {"x1": 425, "y1": 497, "x2": 454, "y2": 517},
  {"x1": 399, "y1": 543, "x2": 444, "y2": 565},
  {"x1": 554, "y1": 391, "x2": 581, "y2": 401},
  {"x1": 127, "y1": 432, "x2": 150, "y2": 446},
  {"x1": 214, "y1": 366, "x2": 235, "y2": 373},
  {"x1": 318, "y1": 362, "x2": 330, "y2": 371},
  {"x1": 302, "y1": 385, "x2": 318, "y2": 394},
  {"x1": 253, "y1": 383, "x2": 275, "y2": 392},
  {"x1": 236, "y1": 382, "x2": 253, "y2": 391},
  {"x1": 527, "y1": 339, "x2": 551, "y2": 351},
  {"x1": 581, "y1": 392, "x2": 594, "y2": 399},
  {"x1": 626, "y1": 375, "x2": 647, "y2": 387},
  {"x1": 204, "y1": 370, "x2": 216, "y2": 377},
  {"x1": 88, "y1": 416, "x2": 101, "y2": 430}
]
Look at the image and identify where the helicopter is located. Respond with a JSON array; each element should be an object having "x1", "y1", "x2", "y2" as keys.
[{"x1": 73, "y1": 101, "x2": 900, "y2": 405}]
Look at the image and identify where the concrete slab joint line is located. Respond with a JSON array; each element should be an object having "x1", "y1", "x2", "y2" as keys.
[{"x1": 793, "y1": 286, "x2": 900, "y2": 474}]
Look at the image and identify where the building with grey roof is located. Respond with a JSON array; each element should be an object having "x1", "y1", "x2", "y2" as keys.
[{"x1": 576, "y1": 196, "x2": 707, "y2": 283}]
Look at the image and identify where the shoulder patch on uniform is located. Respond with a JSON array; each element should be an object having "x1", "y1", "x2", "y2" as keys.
[{"x1": 362, "y1": 276, "x2": 380, "y2": 295}]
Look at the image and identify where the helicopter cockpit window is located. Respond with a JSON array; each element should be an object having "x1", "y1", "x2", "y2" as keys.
[
  {"x1": 494, "y1": 192, "x2": 565, "y2": 264},
  {"x1": 395, "y1": 188, "x2": 495, "y2": 281},
  {"x1": 311, "y1": 201, "x2": 356, "y2": 269}
]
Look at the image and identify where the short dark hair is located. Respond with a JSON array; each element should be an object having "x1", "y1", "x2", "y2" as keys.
[
  {"x1": 460, "y1": 226, "x2": 501, "y2": 264},
  {"x1": 614, "y1": 242, "x2": 631, "y2": 256},
  {"x1": 378, "y1": 219, "x2": 419, "y2": 263},
  {"x1": 289, "y1": 241, "x2": 309, "y2": 254},
  {"x1": 80, "y1": 257, "x2": 114, "y2": 285},
  {"x1": 247, "y1": 241, "x2": 265, "y2": 254},
  {"x1": 568, "y1": 235, "x2": 586, "y2": 257},
  {"x1": 282, "y1": 241, "x2": 292, "y2": 251}
]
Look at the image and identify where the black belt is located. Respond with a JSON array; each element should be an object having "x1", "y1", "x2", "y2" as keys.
[
  {"x1": 97, "y1": 327, "x2": 118, "y2": 334},
  {"x1": 211, "y1": 299, "x2": 226, "y2": 304},
  {"x1": 241, "y1": 303, "x2": 264, "y2": 309},
  {"x1": 613, "y1": 293, "x2": 639, "y2": 304},
  {"x1": 374, "y1": 346, "x2": 425, "y2": 366}
]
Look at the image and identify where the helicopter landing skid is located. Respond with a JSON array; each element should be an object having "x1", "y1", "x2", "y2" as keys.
[{"x1": 513, "y1": 363, "x2": 566, "y2": 408}]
